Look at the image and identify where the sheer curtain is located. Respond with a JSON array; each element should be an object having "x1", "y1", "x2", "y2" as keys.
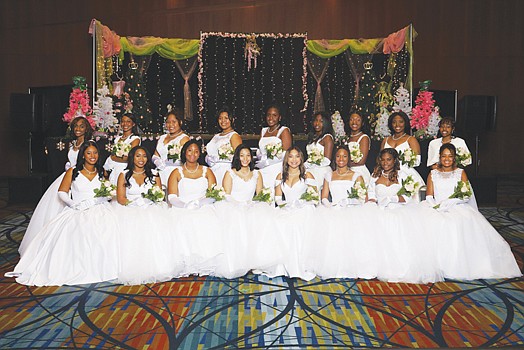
[
  {"x1": 175, "y1": 56, "x2": 197, "y2": 121},
  {"x1": 307, "y1": 51, "x2": 330, "y2": 113}
]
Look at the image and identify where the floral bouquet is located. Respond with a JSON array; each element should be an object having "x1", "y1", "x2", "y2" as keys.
[
  {"x1": 93, "y1": 180, "x2": 116, "y2": 198},
  {"x1": 398, "y1": 148, "x2": 418, "y2": 168},
  {"x1": 456, "y1": 147, "x2": 472, "y2": 168},
  {"x1": 306, "y1": 144, "x2": 324, "y2": 166},
  {"x1": 347, "y1": 181, "x2": 367, "y2": 201},
  {"x1": 433, "y1": 180, "x2": 472, "y2": 209},
  {"x1": 396, "y1": 175, "x2": 421, "y2": 198},
  {"x1": 206, "y1": 184, "x2": 226, "y2": 201},
  {"x1": 265, "y1": 142, "x2": 284, "y2": 160},
  {"x1": 167, "y1": 143, "x2": 182, "y2": 162},
  {"x1": 253, "y1": 187, "x2": 272, "y2": 203},
  {"x1": 347, "y1": 142, "x2": 363, "y2": 163},
  {"x1": 218, "y1": 143, "x2": 234, "y2": 161},
  {"x1": 141, "y1": 185, "x2": 165, "y2": 203},
  {"x1": 112, "y1": 141, "x2": 132, "y2": 158},
  {"x1": 300, "y1": 186, "x2": 320, "y2": 205}
]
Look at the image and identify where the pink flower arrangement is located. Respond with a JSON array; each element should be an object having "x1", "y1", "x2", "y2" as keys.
[
  {"x1": 63, "y1": 76, "x2": 96, "y2": 128},
  {"x1": 410, "y1": 90, "x2": 435, "y2": 130}
]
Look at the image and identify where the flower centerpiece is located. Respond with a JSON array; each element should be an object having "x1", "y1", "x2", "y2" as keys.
[
  {"x1": 167, "y1": 143, "x2": 182, "y2": 162},
  {"x1": 306, "y1": 144, "x2": 324, "y2": 166},
  {"x1": 265, "y1": 142, "x2": 284, "y2": 160},
  {"x1": 206, "y1": 184, "x2": 226, "y2": 201},
  {"x1": 456, "y1": 147, "x2": 472, "y2": 168},
  {"x1": 300, "y1": 186, "x2": 320, "y2": 205},
  {"x1": 93, "y1": 180, "x2": 116, "y2": 198},
  {"x1": 398, "y1": 148, "x2": 418, "y2": 168},
  {"x1": 347, "y1": 142, "x2": 363, "y2": 163},
  {"x1": 397, "y1": 175, "x2": 421, "y2": 198},
  {"x1": 218, "y1": 143, "x2": 234, "y2": 161},
  {"x1": 253, "y1": 187, "x2": 272, "y2": 203},
  {"x1": 141, "y1": 185, "x2": 165, "y2": 203},
  {"x1": 347, "y1": 181, "x2": 367, "y2": 201}
]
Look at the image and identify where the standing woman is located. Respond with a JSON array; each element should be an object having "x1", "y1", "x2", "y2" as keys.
[
  {"x1": 223, "y1": 144, "x2": 263, "y2": 202},
  {"x1": 275, "y1": 147, "x2": 316, "y2": 207},
  {"x1": 256, "y1": 103, "x2": 293, "y2": 190},
  {"x1": 346, "y1": 111, "x2": 371, "y2": 184},
  {"x1": 116, "y1": 146, "x2": 161, "y2": 207},
  {"x1": 205, "y1": 106, "x2": 242, "y2": 187},
  {"x1": 19, "y1": 116, "x2": 94, "y2": 256},
  {"x1": 380, "y1": 111, "x2": 425, "y2": 187},
  {"x1": 152, "y1": 109, "x2": 190, "y2": 186},
  {"x1": 104, "y1": 113, "x2": 141, "y2": 185},
  {"x1": 304, "y1": 112, "x2": 334, "y2": 191},
  {"x1": 427, "y1": 117, "x2": 471, "y2": 169}
]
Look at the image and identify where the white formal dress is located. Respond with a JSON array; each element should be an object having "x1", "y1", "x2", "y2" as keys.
[
  {"x1": 227, "y1": 169, "x2": 260, "y2": 202},
  {"x1": 205, "y1": 132, "x2": 239, "y2": 187},
  {"x1": 256, "y1": 126, "x2": 289, "y2": 190},
  {"x1": 385, "y1": 137, "x2": 425, "y2": 188},
  {"x1": 427, "y1": 137, "x2": 470, "y2": 167},
  {"x1": 304, "y1": 134, "x2": 333, "y2": 191},
  {"x1": 325, "y1": 171, "x2": 361, "y2": 205},
  {"x1": 155, "y1": 133, "x2": 188, "y2": 186},
  {"x1": 104, "y1": 134, "x2": 141, "y2": 185},
  {"x1": 349, "y1": 134, "x2": 372, "y2": 185}
]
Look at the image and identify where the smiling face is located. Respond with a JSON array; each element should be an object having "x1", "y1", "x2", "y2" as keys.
[
  {"x1": 380, "y1": 152, "x2": 395, "y2": 172},
  {"x1": 335, "y1": 148, "x2": 350, "y2": 169},
  {"x1": 286, "y1": 149, "x2": 302, "y2": 169},
  {"x1": 266, "y1": 107, "x2": 281, "y2": 127},
  {"x1": 239, "y1": 148, "x2": 252, "y2": 168},
  {"x1": 83, "y1": 145, "x2": 99, "y2": 166},
  {"x1": 121, "y1": 115, "x2": 135, "y2": 133},
  {"x1": 184, "y1": 143, "x2": 201, "y2": 164},
  {"x1": 348, "y1": 113, "x2": 363, "y2": 133},
  {"x1": 133, "y1": 148, "x2": 148, "y2": 169},
  {"x1": 439, "y1": 121, "x2": 453, "y2": 138},
  {"x1": 392, "y1": 115, "x2": 405, "y2": 135},
  {"x1": 165, "y1": 114, "x2": 181, "y2": 134},
  {"x1": 312, "y1": 114, "x2": 324, "y2": 134},
  {"x1": 439, "y1": 147, "x2": 456, "y2": 168},
  {"x1": 218, "y1": 112, "x2": 232, "y2": 132},
  {"x1": 73, "y1": 118, "x2": 87, "y2": 139}
]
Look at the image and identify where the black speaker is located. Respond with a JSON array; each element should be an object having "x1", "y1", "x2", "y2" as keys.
[
  {"x1": 9, "y1": 93, "x2": 42, "y2": 132},
  {"x1": 458, "y1": 95, "x2": 497, "y2": 132}
]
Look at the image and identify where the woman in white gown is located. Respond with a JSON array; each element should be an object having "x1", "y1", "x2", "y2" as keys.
[
  {"x1": 205, "y1": 107, "x2": 242, "y2": 187},
  {"x1": 425, "y1": 143, "x2": 521, "y2": 279},
  {"x1": 223, "y1": 144, "x2": 263, "y2": 202},
  {"x1": 19, "y1": 116, "x2": 94, "y2": 256},
  {"x1": 304, "y1": 112, "x2": 334, "y2": 191},
  {"x1": 152, "y1": 109, "x2": 190, "y2": 186},
  {"x1": 346, "y1": 111, "x2": 371, "y2": 184},
  {"x1": 380, "y1": 111, "x2": 425, "y2": 188},
  {"x1": 104, "y1": 113, "x2": 141, "y2": 185},
  {"x1": 427, "y1": 117, "x2": 471, "y2": 169},
  {"x1": 8, "y1": 141, "x2": 118, "y2": 286},
  {"x1": 256, "y1": 103, "x2": 292, "y2": 190}
]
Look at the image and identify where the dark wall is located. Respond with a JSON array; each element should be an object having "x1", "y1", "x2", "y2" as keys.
[{"x1": 1, "y1": 0, "x2": 523, "y2": 176}]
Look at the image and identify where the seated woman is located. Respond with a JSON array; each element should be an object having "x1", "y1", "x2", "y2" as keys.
[
  {"x1": 7, "y1": 141, "x2": 119, "y2": 286},
  {"x1": 168, "y1": 139, "x2": 217, "y2": 208},
  {"x1": 205, "y1": 106, "x2": 242, "y2": 187},
  {"x1": 427, "y1": 117, "x2": 471, "y2": 169},
  {"x1": 304, "y1": 111, "x2": 334, "y2": 190},
  {"x1": 222, "y1": 144, "x2": 263, "y2": 202},
  {"x1": 152, "y1": 109, "x2": 190, "y2": 186},
  {"x1": 346, "y1": 111, "x2": 371, "y2": 184},
  {"x1": 321, "y1": 145, "x2": 365, "y2": 207},
  {"x1": 275, "y1": 146, "x2": 316, "y2": 207},
  {"x1": 425, "y1": 143, "x2": 521, "y2": 280},
  {"x1": 104, "y1": 113, "x2": 141, "y2": 185},
  {"x1": 116, "y1": 145, "x2": 162, "y2": 207},
  {"x1": 380, "y1": 111, "x2": 425, "y2": 188}
]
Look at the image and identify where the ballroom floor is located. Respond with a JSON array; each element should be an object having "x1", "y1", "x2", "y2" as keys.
[{"x1": 0, "y1": 176, "x2": 523, "y2": 349}]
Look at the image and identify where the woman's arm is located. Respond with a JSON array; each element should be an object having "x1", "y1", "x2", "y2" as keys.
[
  {"x1": 274, "y1": 173, "x2": 283, "y2": 197},
  {"x1": 321, "y1": 179, "x2": 330, "y2": 200},
  {"x1": 222, "y1": 171, "x2": 233, "y2": 194},
  {"x1": 280, "y1": 128, "x2": 293, "y2": 150},
  {"x1": 320, "y1": 134, "x2": 334, "y2": 161},
  {"x1": 255, "y1": 171, "x2": 263, "y2": 195},
  {"x1": 425, "y1": 172, "x2": 434, "y2": 197},
  {"x1": 58, "y1": 168, "x2": 74, "y2": 193},
  {"x1": 116, "y1": 173, "x2": 128, "y2": 205},
  {"x1": 206, "y1": 168, "x2": 217, "y2": 189},
  {"x1": 351, "y1": 135, "x2": 370, "y2": 166},
  {"x1": 230, "y1": 133, "x2": 243, "y2": 150},
  {"x1": 167, "y1": 169, "x2": 180, "y2": 196},
  {"x1": 408, "y1": 136, "x2": 421, "y2": 156}
]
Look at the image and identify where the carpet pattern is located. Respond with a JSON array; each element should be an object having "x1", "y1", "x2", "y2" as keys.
[{"x1": 0, "y1": 205, "x2": 523, "y2": 349}]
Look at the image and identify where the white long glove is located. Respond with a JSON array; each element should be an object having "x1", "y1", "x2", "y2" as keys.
[
  {"x1": 64, "y1": 162, "x2": 72, "y2": 171},
  {"x1": 128, "y1": 197, "x2": 153, "y2": 207},
  {"x1": 58, "y1": 191, "x2": 75, "y2": 207},
  {"x1": 437, "y1": 198, "x2": 465, "y2": 212},
  {"x1": 73, "y1": 197, "x2": 108, "y2": 211},
  {"x1": 168, "y1": 194, "x2": 186, "y2": 208},
  {"x1": 321, "y1": 198, "x2": 332, "y2": 207},
  {"x1": 152, "y1": 155, "x2": 166, "y2": 170},
  {"x1": 378, "y1": 195, "x2": 399, "y2": 208},
  {"x1": 205, "y1": 154, "x2": 218, "y2": 167},
  {"x1": 424, "y1": 195, "x2": 437, "y2": 207},
  {"x1": 275, "y1": 196, "x2": 286, "y2": 207}
]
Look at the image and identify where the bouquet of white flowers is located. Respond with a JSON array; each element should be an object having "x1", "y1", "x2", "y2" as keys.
[
  {"x1": 206, "y1": 184, "x2": 226, "y2": 201},
  {"x1": 347, "y1": 142, "x2": 363, "y2": 163},
  {"x1": 300, "y1": 186, "x2": 320, "y2": 205},
  {"x1": 265, "y1": 142, "x2": 284, "y2": 160},
  {"x1": 347, "y1": 181, "x2": 367, "y2": 201},
  {"x1": 218, "y1": 143, "x2": 234, "y2": 161},
  {"x1": 306, "y1": 144, "x2": 324, "y2": 166},
  {"x1": 398, "y1": 148, "x2": 418, "y2": 168},
  {"x1": 396, "y1": 175, "x2": 421, "y2": 198},
  {"x1": 112, "y1": 141, "x2": 132, "y2": 158},
  {"x1": 167, "y1": 143, "x2": 182, "y2": 162},
  {"x1": 141, "y1": 185, "x2": 165, "y2": 203},
  {"x1": 253, "y1": 187, "x2": 272, "y2": 203},
  {"x1": 93, "y1": 180, "x2": 116, "y2": 198},
  {"x1": 456, "y1": 147, "x2": 472, "y2": 168},
  {"x1": 433, "y1": 180, "x2": 472, "y2": 209}
]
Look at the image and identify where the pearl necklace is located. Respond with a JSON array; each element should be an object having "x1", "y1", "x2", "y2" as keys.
[
  {"x1": 83, "y1": 166, "x2": 97, "y2": 175},
  {"x1": 336, "y1": 167, "x2": 350, "y2": 176},
  {"x1": 392, "y1": 132, "x2": 406, "y2": 141},
  {"x1": 267, "y1": 124, "x2": 280, "y2": 133},
  {"x1": 166, "y1": 130, "x2": 183, "y2": 140},
  {"x1": 381, "y1": 170, "x2": 391, "y2": 179},
  {"x1": 184, "y1": 164, "x2": 199, "y2": 174},
  {"x1": 350, "y1": 131, "x2": 363, "y2": 137},
  {"x1": 133, "y1": 170, "x2": 145, "y2": 175}
]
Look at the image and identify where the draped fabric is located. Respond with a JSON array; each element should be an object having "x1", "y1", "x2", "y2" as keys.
[
  {"x1": 119, "y1": 37, "x2": 200, "y2": 62},
  {"x1": 174, "y1": 57, "x2": 198, "y2": 121},
  {"x1": 306, "y1": 52, "x2": 330, "y2": 113},
  {"x1": 345, "y1": 51, "x2": 374, "y2": 104}
]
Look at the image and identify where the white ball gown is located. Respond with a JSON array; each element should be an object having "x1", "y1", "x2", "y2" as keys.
[
  {"x1": 427, "y1": 137, "x2": 470, "y2": 167},
  {"x1": 226, "y1": 169, "x2": 260, "y2": 202},
  {"x1": 10, "y1": 172, "x2": 119, "y2": 286},
  {"x1": 103, "y1": 134, "x2": 141, "y2": 185},
  {"x1": 430, "y1": 169, "x2": 521, "y2": 279},
  {"x1": 155, "y1": 133, "x2": 188, "y2": 186},
  {"x1": 205, "y1": 131, "x2": 239, "y2": 187},
  {"x1": 19, "y1": 147, "x2": 79, "y2": 256},
  {"x1": 256, "y1": 126, "x2": 289, "y2": 190},
  {"x1": 348, "y1": 134, "x2": 372, "y2": 185},
  {"x1": 304, "y1": 134, "x2": 333, "y2": 190},
  {"x1": 384, "y1": 136, "x2": 426, "y2": 187}
]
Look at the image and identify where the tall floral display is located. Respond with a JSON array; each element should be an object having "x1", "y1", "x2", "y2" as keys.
[
  {"x1": 393, "y1": 83, "x2": 412, "y2": 114},
  {"x1": 63, "y1": 76, "x2": 96, "y2": 128},
  {"x1": 92, "y1": 85, "x2": 118, "y2": 135},
  {"x1": 411, "y1": 80, "x2": 441, "y2": 140}
]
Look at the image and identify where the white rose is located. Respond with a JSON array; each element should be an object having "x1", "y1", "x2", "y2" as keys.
[
  {"x1": 405, "y1": 183, "x2": 415, "y2": 192},
  {"x1": 461, "y1": 185, "x2": 468, "y2": 193},
  {"x1": 110, "y1": 189, "x2": 117, "y2": 197}
]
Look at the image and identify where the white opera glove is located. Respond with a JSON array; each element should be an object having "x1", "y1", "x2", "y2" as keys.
[
  {"x1": 73, "y1": 197, "x2": 107, "y2": 211},
  {"x1": 152, "y1": 155, "x2": 166, "y2": 170},
  {"x1": 378, "y1": 195, "x2": 399, "y2": 208},
  {"x1": 205, "y1": 154, "x2": 218, "y2": 167},
  {"x1": 64, "y1": 162, "x2": 72, "y2": 171},
  {"x1": 168, "y1": 194, "x2": 186, "y2": 208},
  {"x1": 199, "y1": 197, "x2": 216, "y2": 207},
  {"x1": 275, "y1": 196, "x2": 286, "y2": 207},
  {"x1": 337, "y1": 198, "x2": 350, "y2": 207},
  {"x1": 185, "y1": 199, "x2": 201, "y2": 210},
  {"x1": 58, "y1": 191, "x2": 75, "y2": 207},
  {"x1": 255, "y1": 158, "x2": 269, "y2": 169},
  {"x1": 321, "y1": 198, "x2": 332, "y2": 207},
  {"x1": 414, "y1": 155, "x2": 421, "y2": 167},
  {"x1": 225, "y1": 194, "x2": 243, "y2": 205},
  {"x1": 128, "y1": 197, "x2": 152, "y2": 207},
  {"x1": 437, "y1": 198, "x2": 464, "y2": 212},
  {"x1": 347, "y1": 198, "x2": 362, "y2": 205},
  {"x1": 424, "y1": 195, "x2": 437, "y2": 207}
]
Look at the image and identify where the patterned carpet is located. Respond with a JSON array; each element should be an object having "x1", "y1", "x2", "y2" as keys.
[{"x1": 0, "y1": 178, "x2": 523, "y2": 349}]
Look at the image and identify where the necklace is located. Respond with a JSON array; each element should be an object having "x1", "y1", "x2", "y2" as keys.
[
  {"x1": 83, "y1": 166, "x2": 97, "y2": 175},
  {"x1": 268, "y1": 124, "x2": 280, "y2": 133},
  {"x1": 184, "y1": 163, "x2": 199, "y2": 174},
  {"x1": 167, "y1": 130, "x2": 183, "y2": 140},
  {"x1": 392, "y1": 132, "x2": 406, "y2": 141},
  {"x1": 133, "y1": 170, "x2": 145, "y2": 175},
  {"x1": 381, "y1": 170, "x2": 391, "y2": 179},
  {"x1": 336, "y1": 167, "x2": 350, "y2": 176},
  {"x1": 350, "y1": 131, "x2": 363, "y2": 137},
  {"x1": 220, "y1": 129, "x2": 234, "y2": 136}
]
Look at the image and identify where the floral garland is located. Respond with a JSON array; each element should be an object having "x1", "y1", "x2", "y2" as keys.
[{"x1": 63, "y1": 76, "x2": 96, "y2": 128}]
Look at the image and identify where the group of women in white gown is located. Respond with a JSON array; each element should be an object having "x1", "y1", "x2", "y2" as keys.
[{"x1": 7, "y1": 106, "x2": 520, "y2": 286}]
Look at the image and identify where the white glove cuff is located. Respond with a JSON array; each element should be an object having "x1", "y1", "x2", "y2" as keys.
[{"x1": 58, "y1": 191, "x2": 75, "y2": 207}]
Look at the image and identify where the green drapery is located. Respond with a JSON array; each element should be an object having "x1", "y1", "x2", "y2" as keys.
[
  {"x1": 119, "y1": 37, "x2": 200, "y2": 61},
  {"x1": 306, "y1": 38, "x2": 383, "y2": 57}
]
